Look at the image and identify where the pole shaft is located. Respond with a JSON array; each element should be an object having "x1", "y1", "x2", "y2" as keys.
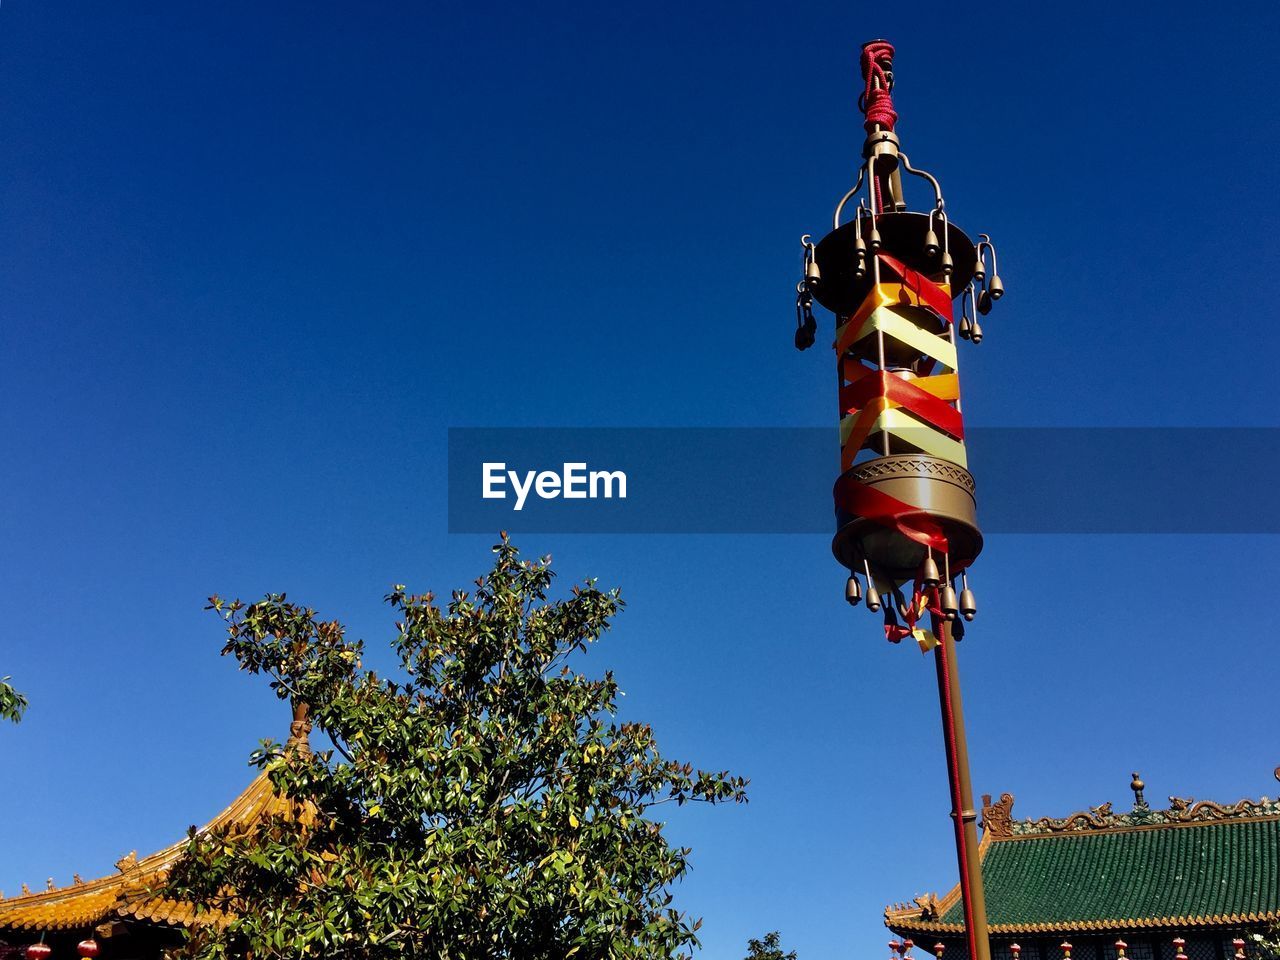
[{"x1": 932, "y1": 621, "x2": 992, "y2": 960}]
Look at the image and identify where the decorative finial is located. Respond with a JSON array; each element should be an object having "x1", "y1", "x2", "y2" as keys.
[
  {"x1": 45, "y1": 878, "x2": 54, "y2": 891},
  {"x1": 73, "y1": 874, "x2": 84, "y2": 885},
  {"x1": 21, "y1": 883, "x2": 30, "y2": 895},
  {"x1": 1130, "y1": 772, "x2": 1146, "y2": 810},
  {"x1": 287, "y1": 700, "x2": 313, "y2": 757}
]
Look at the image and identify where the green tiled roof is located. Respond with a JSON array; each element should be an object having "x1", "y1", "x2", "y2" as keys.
[
  {"x1": 913, "y1": 817, "x2": 1280, "y2": 933},
  {"x1": 957, "y1": 818, "x2": 1280, "y2": 927}
]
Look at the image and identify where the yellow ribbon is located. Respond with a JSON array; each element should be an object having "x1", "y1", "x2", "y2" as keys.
[
  {"x1": 841, "y1": 407, "x2": 969, "y2": 469},
  {"x1": 836, "y1": 305, "x2": 957, "y2": 371}
]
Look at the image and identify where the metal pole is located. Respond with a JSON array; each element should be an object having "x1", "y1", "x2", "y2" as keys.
[{"x1": 932, "y1": 619, "x2": 992, "y2": 960}]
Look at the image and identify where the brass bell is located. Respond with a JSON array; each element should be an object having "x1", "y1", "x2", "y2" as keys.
[
  {"x1": 868, "y1": 227, "x2": 882, "y2": 251},
  {"x1": 854, "y1": 235, "x2": 867, "y2": 257},
  {"x1": 920, "y1": 553, "x2": 940, "y2": 586},
  {"x1": 865, "y1": 582, "x2": 881, "y2": 612},
  {"x1": 940, "y1": 583, "x2": 958, "y2": 619},
  {"x1": 988, "y1": 274, "x2": 1004, "y2": 300},
  {"x1": 959, "y1": 575, "x2": 976, "y2": 621},
  {"x1": 805, "y1": 258, "x2": 821, "y2": 288},
  {"x1": 977, "y1": 290, "x2": 992, "y2": 315},
  {"x1": 958, "y1": 315, "x2": 973, "y2": 340},
  {"x1": 939, "y1": 250, "x2": 953, "y2": 276},
  {"x1": 923, "y1": 228, "x2": 940, "y2": 257},
  {"x1": 845, "y1": 573, "x2": 862, "y2": 606},
  {"x1": 972, "y1": 255, "x2": 986, "y2": 283},
  {"x1": 969, "y1": 320, "x2": 983, "y2": 344}
]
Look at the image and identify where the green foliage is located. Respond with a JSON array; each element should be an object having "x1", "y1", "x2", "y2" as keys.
[
  {"x1": 167, "y1": 535, "x2": 747, "y2": 960},
  {"x1": 744, "y1": 931, "x2": 797, "y2": 960},
  {"x1": 1250, "y1": 927, "x2": 1280, "y2": 960},
  {"x1": 0, "y1": 677, "x2": 27, "y2": 724}
]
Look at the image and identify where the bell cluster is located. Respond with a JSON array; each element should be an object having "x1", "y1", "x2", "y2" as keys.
[
  {"x1": 794, "y1": 236, "x2": 820, "y2": 350},
  {"x1": 957, "y1": 235, "x2": 1005, "y2": 344},
  {"x1": 794, "y1": 220, "x2": 1005, "y2": 351},
  {"x1": 843, "y1": 553, "x2": 977, "y2": 631}
]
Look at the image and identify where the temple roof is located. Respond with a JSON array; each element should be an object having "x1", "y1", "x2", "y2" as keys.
[
  {"x1": 0, "y1": 706, "x2": 312, "y2": 935},
  {"x1": 886, "y1": 773, "x2": 1280, "y2": 937},
  {"x1": 0, "y1": 771, "x2": 282, "y2": 932}
]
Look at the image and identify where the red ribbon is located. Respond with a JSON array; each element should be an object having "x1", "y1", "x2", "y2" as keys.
[
  {"x1": 876, "y1": 251, "x2": 954, "y2": 323},
  {"x1": 839, "y1": 367, "x2": 964, "y2": 440},
  {"x1": 886, "y1": 582, "x2": 951, "y2": 645},
  {"x1": 834, "y1": 473, "x2": 950, "y2": 553}
]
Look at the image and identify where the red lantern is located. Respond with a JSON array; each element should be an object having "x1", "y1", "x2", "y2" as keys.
[
  {"x1": 77, "y1": 940, "x2": 99, "y2": 959},
  {"x1": 26, "y1": 944, "x2": 52, "y2": 960}
]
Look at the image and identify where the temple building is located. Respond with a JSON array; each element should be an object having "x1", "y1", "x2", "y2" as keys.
[
  {"x1": 0, "y1": 709, "x2": 312, "y2": 960},
  {"x1": 886, "y1": 772, "x2": 1280, "y2": 960},
  {"x1": 6, "y1": 719, "x2": 1277, "y2": 960}
]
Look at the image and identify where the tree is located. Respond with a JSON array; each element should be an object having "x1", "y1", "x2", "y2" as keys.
[
  {"x1": 0, "y1": 677, "x2": 27, "y2": 723},
  {"x1": 166, "y1": 535, "x2": 748, "y2": 960},
  {"x1": 744, "y1": 932, "x2": 797, "y2": 960},
  {"x1": 1250, "y1": 927, "x2": 1280, "y2": 960}
]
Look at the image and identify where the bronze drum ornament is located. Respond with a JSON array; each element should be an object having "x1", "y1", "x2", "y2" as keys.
[{"x1": 794, "y1": 40, "x2": 1004, "y2": 647}]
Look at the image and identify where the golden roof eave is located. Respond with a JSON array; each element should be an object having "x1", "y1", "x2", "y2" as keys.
[{"x1": 0, "y1": 770, "x2": 285, "y2": 932}]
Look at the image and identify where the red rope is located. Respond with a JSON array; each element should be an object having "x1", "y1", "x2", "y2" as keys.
[{"x1": 860, "y1": 41, "x2": 898, "y2": 133}]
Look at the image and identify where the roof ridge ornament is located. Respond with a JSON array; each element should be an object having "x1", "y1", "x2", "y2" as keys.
[
  {"x1": 1130, "y1": 772, "x2": 1148, "y2": 811},
  {"x1": 285, "y1": 699, "x2": 312, "y2": 757},
  {"x1": 980, "y1": 792, "x2": 1015, "y2": 839},
  {"x1": 114, "y1": 851, "x2": 139, "y2": 874},
  {"x1": 978, "y1": 775, "x2": 1280, "y2": 839}
]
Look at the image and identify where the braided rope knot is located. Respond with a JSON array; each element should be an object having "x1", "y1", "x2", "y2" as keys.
[
  {"x1": 863, "y1": 87, "x2": 898, "y2": 132},
  {"x1": 860, "y1": 40, "x2": 897, "y2": 132}
]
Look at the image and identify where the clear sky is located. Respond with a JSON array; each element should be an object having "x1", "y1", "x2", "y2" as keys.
[{"x1": 2, "y1": 3, "x2": 1278, "y2": 958}]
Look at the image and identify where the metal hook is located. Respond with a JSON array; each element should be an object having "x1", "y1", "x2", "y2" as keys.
[
  {"x1": 832, "y1": 166, "x2": 868, "y2": 231},
  {"x1": 898, "y1": 152, "x2": 944, "y2": 210},
  {"x1": 928, "y1": 207, "x2": 951, "y2": 257}
]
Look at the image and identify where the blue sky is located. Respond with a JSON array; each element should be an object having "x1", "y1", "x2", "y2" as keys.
[{"x1": 2, "y1": 2, "x2": 1278, "y2": 958}]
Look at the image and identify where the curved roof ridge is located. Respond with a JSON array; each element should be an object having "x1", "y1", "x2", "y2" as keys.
[{"x1": 0, "y1": 770, "x2": 280, "y2": 932}]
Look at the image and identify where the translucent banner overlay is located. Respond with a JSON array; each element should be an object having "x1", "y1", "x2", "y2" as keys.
[{"x1": 447, "y1": 428, "x2": 1280, "y2": 534}]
